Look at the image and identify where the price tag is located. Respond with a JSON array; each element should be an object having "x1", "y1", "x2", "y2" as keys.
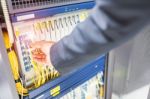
[{"x1": 50, "y1": 86, "x2": 61, "y2": 97}]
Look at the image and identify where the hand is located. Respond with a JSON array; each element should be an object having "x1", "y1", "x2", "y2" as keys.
[{"x1": 30, "y1": 40, "x2": 55, "y2": 65}]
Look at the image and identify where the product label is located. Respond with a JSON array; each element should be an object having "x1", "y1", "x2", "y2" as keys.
[
  {"x1": 50, "y1": 86, "x2": 61, "y2": 97},
  {"x1": 17, "y1": 14, "x2": 35, "y2": 21}
]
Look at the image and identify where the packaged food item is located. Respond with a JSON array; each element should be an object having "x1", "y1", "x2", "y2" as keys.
[{"x1": 60, "y1": 72, "x2": 104, "y2": 99}]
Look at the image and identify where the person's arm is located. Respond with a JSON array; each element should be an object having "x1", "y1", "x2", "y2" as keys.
[{"x1": 50, "y1": 0, "x2": 150, "y2": 75}]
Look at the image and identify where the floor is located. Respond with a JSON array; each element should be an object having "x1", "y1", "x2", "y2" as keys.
[{"x1": 112, "y1": 84, "x2": 150, "y2": 99}]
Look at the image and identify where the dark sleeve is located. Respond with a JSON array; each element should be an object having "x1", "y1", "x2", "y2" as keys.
[{"x1": 50, "y1": 0, "x2": 150, "y2": 75}]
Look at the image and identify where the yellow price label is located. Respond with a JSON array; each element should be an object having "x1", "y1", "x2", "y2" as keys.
[
  {"x1": 50, "y1": 86, "x2": 61, "y2": 97},
  {"x1": 79, "y1": 13, "x2": 86, "y2": 22},
  {"x1": 15, "y1": 28, "x2": 20, "y2": 37}
]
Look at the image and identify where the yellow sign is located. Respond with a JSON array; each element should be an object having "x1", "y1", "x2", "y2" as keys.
[{"x1": 50, "y1": 86, "x2": 61, "y2": 97}]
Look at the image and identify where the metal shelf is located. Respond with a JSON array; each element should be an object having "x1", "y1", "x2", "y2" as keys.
[
  {"x1": 27, "y1": 55, "x2": 106, "y2": 99},
  {"x1": 11, "y1": 1, "x2": 95, "y2": 22},
  {"x1": 7, "y1": 0, "x2": 93, "y2": 14}
]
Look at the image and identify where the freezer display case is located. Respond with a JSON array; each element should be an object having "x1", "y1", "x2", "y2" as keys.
[{"x1": 0, "y1": 0, "x2": 110, "y2": 99}]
